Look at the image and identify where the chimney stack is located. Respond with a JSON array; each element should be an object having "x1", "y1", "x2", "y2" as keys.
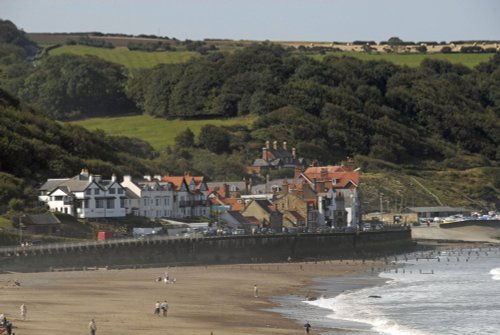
[
  {"x1": 262, "y1": 147, "x2": 268, "y2": 160},
  {"x1": 282, "y1": 178, "x2": 289, "y2": 194},
  {"x1": 143, "y1": 175, "x2": 151, "y2": 181},
  {"x1": 111, "y1": 173, "x2": 116, "y2": 182},
  {"x1": 265, "y1": 140, "x2": 270, "y2": 149},
  {"x1": 292, "y1": 147, "x2": 296, "y2": 159},
  {"x1": 282, "y1": 141, "x2": 287, "y2": 151},
  {"x1": 273, "y1": 140, "x2": 278, "y2": 150}
]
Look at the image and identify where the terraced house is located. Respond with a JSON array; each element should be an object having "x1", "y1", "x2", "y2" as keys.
[
  {"x1": 122, "y1": 172, "x2": 210, "y2": 219},
  {"x1": 40, "y1": 170, "x2": 210, "y2": 220}
]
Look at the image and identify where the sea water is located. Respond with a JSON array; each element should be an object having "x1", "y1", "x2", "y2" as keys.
[{"x1": 273, "y1": 246, "x2": 500, "y2": 335}]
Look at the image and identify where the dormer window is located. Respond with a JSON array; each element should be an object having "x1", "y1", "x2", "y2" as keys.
[
  {"x1": 109, "y1": 188, "x2": 116, "y2": 194},
  {"x1": 86, "y1": 189, "x2": 92, "y2": 195},
  {"x1": 94, "y1": 189, "x2": 100, "y2": 195}
]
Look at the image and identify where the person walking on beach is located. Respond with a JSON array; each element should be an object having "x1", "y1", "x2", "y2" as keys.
[
  {"x1": 254, "y1": 284, "x2": 259, "y2": 298},
  {"x1": 20, "y1": 303, "x2": 27, "y2": 320},
  {"x1": 154, "y1": 301, "x2": 161, "y2": 316},
  {"x1": 88, "y1": 319, "x2": 97, "y2": 335},
  {"x1": 304, "y1": 321, "x2": 312, "y2": 334},
  {"x1": 161, "y1": 300, "x2": 169, "y2": 317}
]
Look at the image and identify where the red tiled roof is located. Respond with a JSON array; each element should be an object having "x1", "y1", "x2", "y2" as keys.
[
  {"x1": 161, "y1": 176, "x2": 185, "y2": 191},
  {"x1": 161, "y1": 174, "x2": 205, "y2": 192},
  {"x1": 301, "y1": 165, "x2": 359, "y2": 189}
]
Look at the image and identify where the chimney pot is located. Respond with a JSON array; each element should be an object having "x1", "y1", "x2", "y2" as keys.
[
  {"x1": 283, "y1": 141, "x2": 287, "y2": 150},
  {"x1": 273, "y1": 140, "x2": 278, "y2": 150}
]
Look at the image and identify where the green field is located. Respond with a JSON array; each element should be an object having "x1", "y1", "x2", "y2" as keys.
[
  {"x1": 312, "y1": 51, "x2": 494, "y2": 68},
  {"x1": 71, "y1": 114, "x2": 256, "y2": 151},
  {"x1": 47, "y1": 44, "x2": 494, "y2": 71},
  {"x1": 48, "y1": 45, "x2": 199, "y2": 71}
]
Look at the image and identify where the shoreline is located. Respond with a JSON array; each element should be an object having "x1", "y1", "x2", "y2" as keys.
[
  {"x1": 3, "y1": 241, "x2": 495, "y2": 334},
  {"x1": 0, "y1": 259, "x2": 388, "y2": 335}
]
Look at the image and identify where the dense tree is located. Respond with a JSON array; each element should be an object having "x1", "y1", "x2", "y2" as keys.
[
  {"x1": 0, "y1": 88, "x2": 154, "y2": 206},
  {"x1": 20, "y1": 54, "x2": 136, "y2": 120},
  {"x1": 174, "y1": 128, "x2": 195, "y2": 148},
  {"x1": 198, "y1": 125, "x2": 231, "y2": 154}
]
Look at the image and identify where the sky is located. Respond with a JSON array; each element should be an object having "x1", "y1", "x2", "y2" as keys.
[{"x1": 1, "y1": 0, "x2": 499, "y2": 42}]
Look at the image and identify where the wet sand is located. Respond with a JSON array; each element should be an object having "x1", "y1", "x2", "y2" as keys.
[{"x1": 0, "y1": 260, "x2": 379, "y2": 335}]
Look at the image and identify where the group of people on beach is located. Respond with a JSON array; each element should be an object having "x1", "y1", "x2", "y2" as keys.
[
  {"x1": 156, "y1": 270, "x2": 176, "y2": 284},
  {"x1": 154, "y1": 300, "x2": 169, "y2": 317}
]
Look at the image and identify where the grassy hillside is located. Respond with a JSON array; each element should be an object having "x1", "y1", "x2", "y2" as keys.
[
  {"x1": 311, "y1": 51, "x2": 494, "y2": 68},
  {"x1": 361, "y1": 167, "x2": 500, "y2": 213},
  {"x1": 44, "y1": 44, "x2": 493, "y2": 73},
  {"x1": 47, "y1": 45, "x2": 199, "y2": 71},
  {"x1": 70, "y1": 114, "x2": 256, "y2": 151}
]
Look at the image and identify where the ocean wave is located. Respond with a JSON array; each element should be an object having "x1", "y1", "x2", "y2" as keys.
[
  {"x1": 489, "y1": 267, "x2": 500, "y2": 280},
  {"x1": 305, "y1": 295, "x2": 429, "y2": 335}
]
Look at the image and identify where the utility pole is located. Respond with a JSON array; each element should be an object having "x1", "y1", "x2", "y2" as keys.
[
  {"x1": 19, "y1": 214, "x2": 25, "y2": 245},
  {"x1": 379, "y1": 193, "x2": 384, "y2": 213}
]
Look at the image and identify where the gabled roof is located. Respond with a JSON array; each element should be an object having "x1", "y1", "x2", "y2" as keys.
[
  {"x1": 41, "y1": 170, "x2": 123, "y2": 194},
  {"x1": 219, "y1": 198, "x2": 244, "y2": 211},
  {"x1": 124, "y1": 188, "x2": 140, "y2": 199},
  {"x1": 161, "y1": 176, "x2": 186, "y2": 191},
  {"x1": 252, "y1": 199, "x2": 277, "y2": 213},
  {"x1": 287, "y1": 210, "x2": 304, "y2": 221},
  {"x1": 162, "y1": 173, "x2": 206, "y2": 193},
  {"x1": 225, "y1": 211, "x2": 251, "y2": 225},
  {"x1": 39, "y1": 179, "x2": 69, "y2": 192},
  {"x1": 301, "y1": 165, "x2": 360, "y2": 189}
]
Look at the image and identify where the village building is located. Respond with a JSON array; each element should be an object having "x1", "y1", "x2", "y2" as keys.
[
  {"x1": 121, "y1": 175, "x2": 175, "y2": 218},
  {"x1": 38, "y1": 169, "x2": 126, "y2": 219},
  {"x1": 122, "y1": 172, "x2": 210, "y2": 219},
  {"x1": 161, "y1": 172, "x2": 210, "y2": 218},
  {"x1": 298, "y1": 165, "x2": 361, "y2": 227},
  {"x1": 248, "y1": 140, "x2": 305, "y2": 175},
  {"x1": 240, "y1": 199, "x2": 283, "y2": 232},
  {"x1": 219, "y1": 210, "x2": 259, "y2": 232},
  {"x1": 273, "y1": 179, "x2": 310, "y2": 228},
  {"x1": 20, "y1": 213, "x2": 61, "y2": 235}
]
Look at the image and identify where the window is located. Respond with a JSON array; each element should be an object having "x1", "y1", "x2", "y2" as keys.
[
  {"x1": 165, "y1": 197, "x2": 170, "y2": 205},
  {"x1": 96, "y1": 199, "x2": 105, "y2": 208},
  {"x1": 120, "y1": 199, "x2": 125, "y2": 208},
  {"x1": 55, "y1": 196, "x2": 63, "y2": 201},
  {"x1": 117, "y1": 188, "x2": 123, "y2": 194},
  {"x1": 86, "y1": 189, "x2": 92, "y2": 195},
  {"x1": 94, "y1": 189, "x2": 100, "y2": 195},
  {"x1": 156, "y1": 198, "x2": 160, "y2": 206},
  {"x1": 109, "y1": 188, "x2": 116, "y2": 194},
  {"x1": 143, "y1": 198, "x2": 148, "y2": 205},
  {"x1": 84, "y1": 200, "x2": 89, "y2": 208},
  {"x1": 107, "y1": 199, "x2": 115, "y2": 208}
]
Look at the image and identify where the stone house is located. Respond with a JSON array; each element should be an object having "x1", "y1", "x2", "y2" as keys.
[{"x1": 240, "y1": 199, "x2": 283, "y2": 232}]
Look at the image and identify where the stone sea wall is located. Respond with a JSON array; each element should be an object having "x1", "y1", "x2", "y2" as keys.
[{"x1": 1, "y1": 230, "x2": 413, "y2": 272}]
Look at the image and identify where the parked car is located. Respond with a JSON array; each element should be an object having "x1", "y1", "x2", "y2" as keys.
[
  {"x1": 232, "y1": 228, "x2": 246, "y2": 235},
  {"x1": 362, "y1": 223, "x2": 373, "y2": 231}
]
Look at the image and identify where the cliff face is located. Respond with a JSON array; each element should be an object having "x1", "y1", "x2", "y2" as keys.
[{"x1": 1, "y1": 230, "x2": 413, "y2": 272}]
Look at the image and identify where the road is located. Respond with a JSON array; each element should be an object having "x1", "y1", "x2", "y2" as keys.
[{"x1": 412, "y1": 222, "x2": 500, "y2": 243}]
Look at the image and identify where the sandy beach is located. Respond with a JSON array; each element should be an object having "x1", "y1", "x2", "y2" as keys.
[{"x1": 0, "y1": 260, "x2": 381, "y2": 335}]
